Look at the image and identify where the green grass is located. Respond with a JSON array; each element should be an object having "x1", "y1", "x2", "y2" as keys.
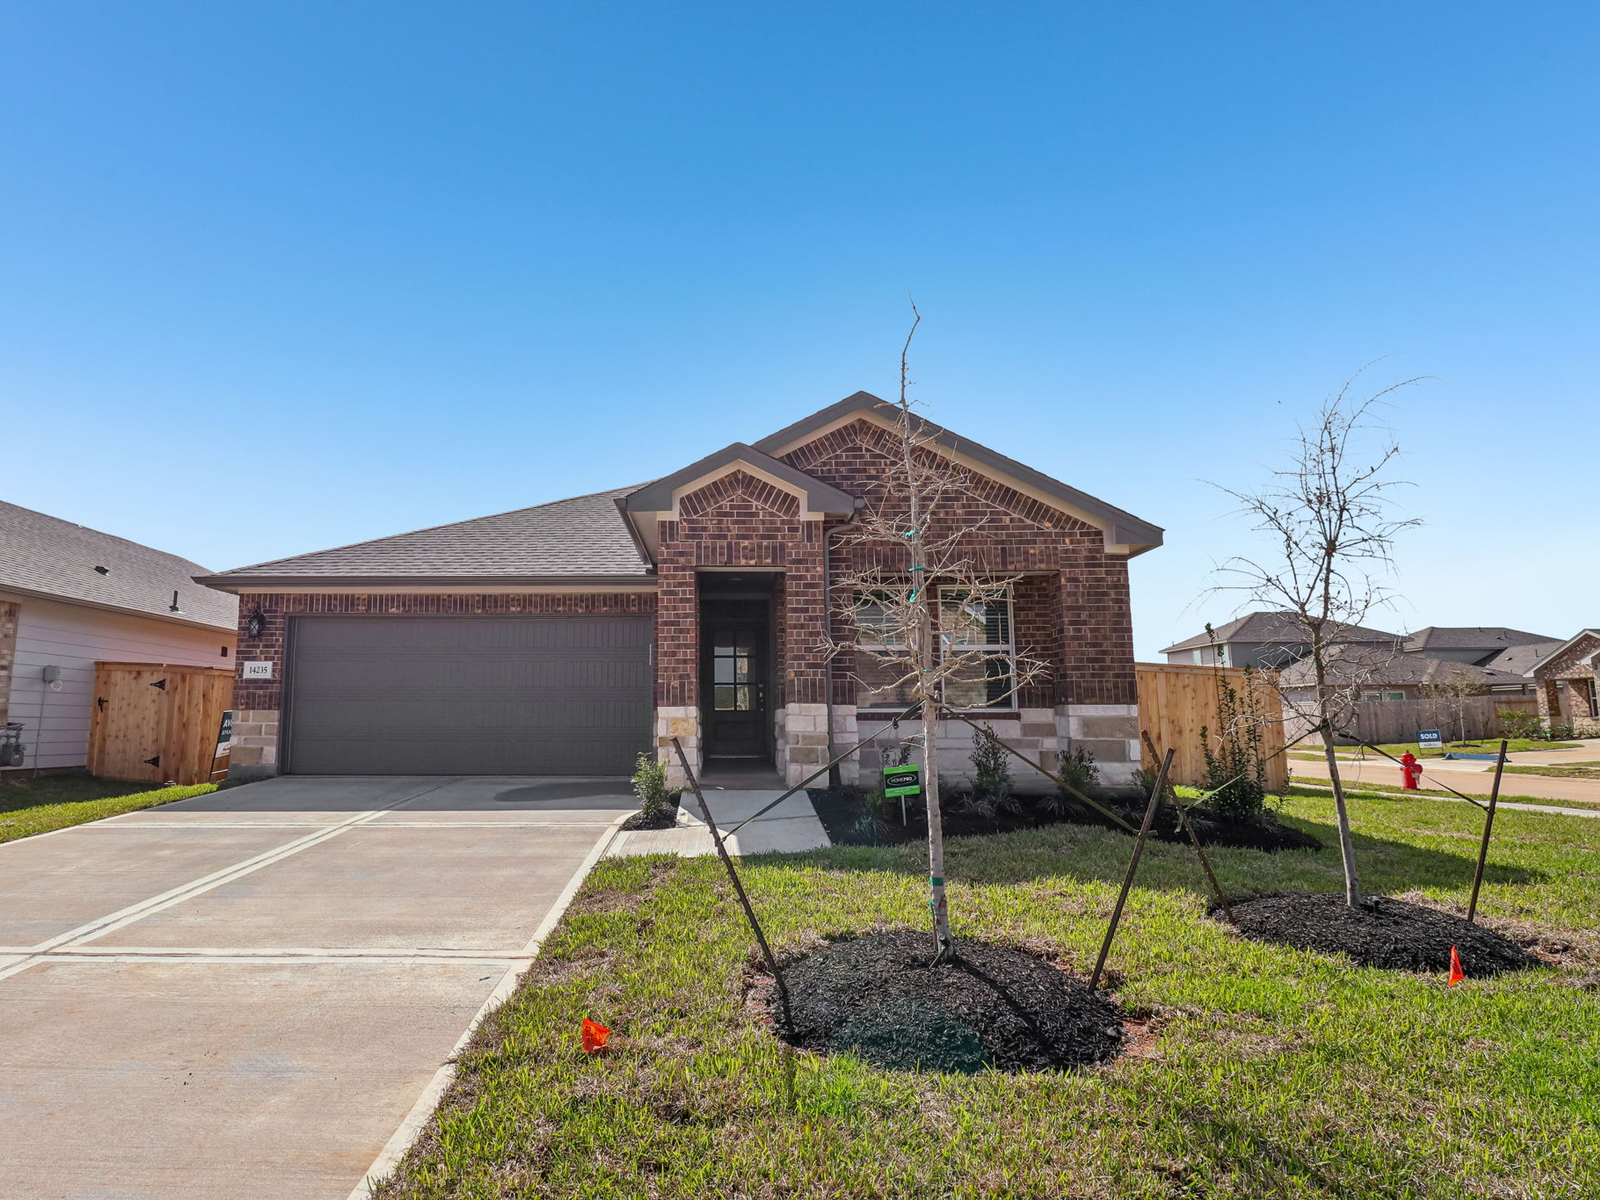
[
  {"x1": 1503, "y1": 762, "x2": 1600, "y2": 780},
  {"x1": 376, "y1": 793, "x2": 1600, "y2": 1200},
  {"x1": 0, "y1": 774, "x2": 218, "y2": 842}
]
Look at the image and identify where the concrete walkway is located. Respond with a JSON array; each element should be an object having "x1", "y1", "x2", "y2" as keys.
[
  {"x1": 606, "y1": 787, "x2": 831, "y2": 857},
  {"x1": 0, "y1": 775, "x2": 635, "y2": 1200}
]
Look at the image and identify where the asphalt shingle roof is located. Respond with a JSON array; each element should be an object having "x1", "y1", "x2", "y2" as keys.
[
  {"x1": 204, "y1": 487, "x2": 651, "y2": 582},
  {"x1": 1162, "y1": 612, "x2": 1401, "y2": 655},
  {"x1": 1280, "y1": 645, "x2": 1530, "y2": 690},
  {"x1": 0, "y1": 500, "x2": 237, "y2": 630},
  {"x1": 1404, "y1": 626, "x2": 1559, "y2": 653},
  {"x1": 1484, "y1": 640, "x2": 1567, "y2": 676}
]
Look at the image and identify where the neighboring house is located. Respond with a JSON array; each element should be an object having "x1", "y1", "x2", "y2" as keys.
[
  {"x1": 1278, "y1": 643, "x2": 1531, "y2": 701},
  {"x1": 0, "y1": 501, "x2": 238, "y2": 773},
  {"x1": 197, "y1": 391, "x2": 1163, "y2": 788},
  {"x1": 1525, "y1": 629, "x2": 1600, "y2": 736},
  {"x1": 1160, "y1": 612, "x2": 1400, "y2": 669},
  {"x1": 1402, "y1": 626, "x2": 1561, "y2": 667}
]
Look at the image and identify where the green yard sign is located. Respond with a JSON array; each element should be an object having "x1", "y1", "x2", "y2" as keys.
[{"x1": 883, "y1": 764, "x2": 921, "y2": 798}]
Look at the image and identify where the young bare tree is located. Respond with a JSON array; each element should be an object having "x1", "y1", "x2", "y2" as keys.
[
  {"x1": 1212, "y1": 371, "x2": 1422, "y2": 905},
  {"x1": 825, "y1": 305, "x2": 1047, "y2": 962},
  {"x1": 1420, "y1": 664, "x2": 1488, "y2": 744}
]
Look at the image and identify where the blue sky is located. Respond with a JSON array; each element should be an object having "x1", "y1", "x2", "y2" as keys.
[{"x1": 2, "y1": 2, "x2": 1594, "y2": 658}]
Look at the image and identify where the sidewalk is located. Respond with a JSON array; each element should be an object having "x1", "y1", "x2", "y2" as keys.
[
  {"x1": 605, "y1": 788, "x2": 831, "y2": 857},
  {"x1": 1291, "y1": 755, "x2": 1600, "y2": 808}
]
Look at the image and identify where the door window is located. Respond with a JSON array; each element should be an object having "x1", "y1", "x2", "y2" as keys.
[{"x1": 712, "y1": 631, "x2": 754, "y2": 711}]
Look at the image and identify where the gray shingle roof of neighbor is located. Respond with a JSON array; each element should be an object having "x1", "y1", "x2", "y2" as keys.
[
  {"x1": 1404, "y1": 626, "x2": 1560, "y2": 652},
  {"x1": 1279, "y1": 644, "x2": 1530, "y2": 690},
  {"x1": 1161, "y1": 611, "x2": 1402, "y2": 655},
  {"x1": 0, "y1": 499, "x2": 237, "y2": 631},
  {"x1": 1483, "y1": 640, "x2": 1567, "y2": 677},
  {"x1": 198, "y1": 487, "x2": 654, "y2": 588}
]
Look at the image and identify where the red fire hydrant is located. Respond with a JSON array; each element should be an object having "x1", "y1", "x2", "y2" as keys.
[{"x1": 1400, "y1": 752, "x2": 1423, "y2": 791}]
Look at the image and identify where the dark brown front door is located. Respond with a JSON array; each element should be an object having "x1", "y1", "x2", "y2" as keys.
[{"x1": 703, "y1": 622, "x2": 768, "y2": 759}]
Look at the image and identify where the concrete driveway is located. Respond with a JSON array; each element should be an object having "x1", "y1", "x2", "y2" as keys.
[{"x1": 0, "y1": 775, "x2": 635, "y2": 1200}]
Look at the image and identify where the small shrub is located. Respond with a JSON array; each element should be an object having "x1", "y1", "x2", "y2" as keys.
[
  {"x1": 631, "y1": 753, "x2": 674, "y2": 820},
  {"x1": 1498, "y1": 709, "x2": 1545, "y2": 741},
  {"x1": 1197, "y1": 665, "x2": 1270, "y2": 823},
  {"x1": 969, "y1": 725, "x2": 1015, "y2": 801},
  {"x1": 1130, "y1": 764, "x2": 1159, "y2": 796},
  {"x1": 1058, "y1": 745, "x2": 1100, "y2": 796}
]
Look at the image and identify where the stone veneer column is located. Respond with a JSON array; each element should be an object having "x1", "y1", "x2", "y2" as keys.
[
  {"x1": 228, "y1": 710, "x2": 281, "y2": 781},
  {"x1": 1058, "y1": 703, "x2": 1140, "y2": 785}
]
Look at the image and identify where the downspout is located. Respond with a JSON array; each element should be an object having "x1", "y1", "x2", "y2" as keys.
[{"x1": 822, "y1": 504, "x2": 865, "y2": 788}]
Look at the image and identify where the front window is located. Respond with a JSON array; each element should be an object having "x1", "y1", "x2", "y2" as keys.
[
  {"x1": 938, "y1": 587, "x2": 1016, "y2": 710},
  {"x1": 851, "y1": 586, "x2": 1017, "y2": 710}
]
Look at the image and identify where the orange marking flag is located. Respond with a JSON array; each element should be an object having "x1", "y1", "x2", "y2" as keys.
[
  {"x1": 582, "y1": 1018, "x2": 612, "y2": 1053},
  {"x1": 1447, "y1": 946, "x2": 1465, "y2": 987}
]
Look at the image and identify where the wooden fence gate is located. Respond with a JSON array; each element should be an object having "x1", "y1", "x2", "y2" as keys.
[
  {"x1": 1135, "y1": 662, "x2": 1290, "y2": 794},
  {"x1": 87, "y1": 663, "x2": 234, "y2": 786}
]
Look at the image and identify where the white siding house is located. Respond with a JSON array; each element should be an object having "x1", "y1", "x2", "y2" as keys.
[{"x1": 0, "y1": 501, "x2": 237, "y2": 774}]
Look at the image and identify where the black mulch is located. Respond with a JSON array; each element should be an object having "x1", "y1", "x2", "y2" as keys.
[
  {"x1": 1227, "y1": 892, "x2": 1539, "y2": 976},
  {"x1": 620, "y1": 794, "x2": 682, "y2": 831},
  {"x1": 809, "y1": 788, "x2": 1321, "y2": 853},
  {"x1": 770, "y1": 929, "x2": 1124, "y2": 1074}
]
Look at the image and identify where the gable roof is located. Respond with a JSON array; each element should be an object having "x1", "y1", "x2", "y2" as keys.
[
  {"x1": 751, "y1": 392, "x2": 1163, "y2": 555},
  {"x1": 622, "y1": 443, "x2": 857, "y2": 515},
  {"x1": 1525, "y1": 629, "x2": 1600, "y2": 678},
  {"x1": 0, "y1": 499, "x2": 237, "y2": 630},
  {"x1": 1279, "y1": 644, "x2": 1530, "y2": 690},
  {"x1": 1404, "y1": 625, "x2": 1559, "y2": 653},
  {"x1": 198, "y1": 487, "x2": 653, "y2": 589},
  {"x1": 1162, "y1": 611, "x2": 1401, "y2": 655},
  {"x1": 1484, "y1": 639, "x2": 1567, "y2": 677}
]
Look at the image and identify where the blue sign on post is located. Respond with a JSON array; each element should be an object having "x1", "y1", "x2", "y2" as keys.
[{"x1": 1417, "y1": 729, "x2": 1442, "y2": 749}]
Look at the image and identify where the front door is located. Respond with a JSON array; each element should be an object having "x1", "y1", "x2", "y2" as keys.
[{"x1": 704, "y1": 623, "x2": 768, "y2": 759}]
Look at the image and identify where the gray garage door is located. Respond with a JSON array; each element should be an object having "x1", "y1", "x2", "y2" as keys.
[{"x1": 285, "y1": 616, "x2": 653, "y2": 775}]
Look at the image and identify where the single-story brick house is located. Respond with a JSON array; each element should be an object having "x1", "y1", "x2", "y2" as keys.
[
  {"x1": 1527, "y1": 629, "x2": 1600, "y2": 736},
  {"x1": 197, "y1": 393, "x2": 1162, "y2": 787}
]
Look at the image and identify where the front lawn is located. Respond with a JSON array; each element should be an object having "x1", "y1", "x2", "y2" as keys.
[
  {"x1": 375, "y1": 791, "x2": 1600, "y2": 1199},
  {"x1": 0, "y1": 774, "x2": 218, "y2": 843},
  {"x1": 1504, "y1": 761, "x2": 1600, "y2": 780}
]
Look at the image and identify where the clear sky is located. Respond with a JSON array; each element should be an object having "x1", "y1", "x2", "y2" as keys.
[{"x1": 2, "y1": 3, "x2": 1594, "y2": 659}]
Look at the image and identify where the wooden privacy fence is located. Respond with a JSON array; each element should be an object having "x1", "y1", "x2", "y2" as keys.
[
  {"x1": 1283, "y1": 693, "x2": 1539, "y2": 747},
  {"x1": 87, "y1": 663, "x2": 234, "y2": 786},
  {"x1": 1135, "y1": 662, "x2": 1289, "y2": 794}
]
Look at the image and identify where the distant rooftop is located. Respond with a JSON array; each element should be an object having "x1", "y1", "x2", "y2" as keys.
[
  {"x1": 0, "y1": 500, "x2": 236, "y2": 630},
  {"x1": 1162, "y1": 611, "x2": 1400, "y2": 655},
  {"x1": 1405, "y1": 626, "x2": 1559, "y2": 653}
]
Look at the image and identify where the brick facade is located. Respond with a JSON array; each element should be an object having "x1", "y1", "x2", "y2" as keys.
[
  {"x1": 224, "y1": 417, "x2": 1147, "y2": 789},
  {"x1": 1533, "y1": 632, "x2": 1600, "y2": 737}
]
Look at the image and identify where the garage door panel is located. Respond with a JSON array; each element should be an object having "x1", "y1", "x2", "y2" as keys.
[{"x1": 287, "y1": 617, "x2": 652, "y2": 775}]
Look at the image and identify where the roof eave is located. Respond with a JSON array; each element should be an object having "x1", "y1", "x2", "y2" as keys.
[
  {"x1": 193, "y1": 573, "x2": 658, "y2": 593},
  {"x1": 0, "y1": 583, "x2": 238, "y2": 633}
]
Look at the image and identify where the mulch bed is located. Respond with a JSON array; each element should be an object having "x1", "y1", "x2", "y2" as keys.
[
  {"x1": 620, "y1": 794, "x2": 682, "y2": 831},
  {"x1": 809, "y1": 788, "x2": 1321, "y2": 853},
  {"x1": 769, "y1": 930, "x2": 1124, "y2": 1074},
  {"x1": 1226, "y1": 892, "x2": 1539, "y2": 976}
]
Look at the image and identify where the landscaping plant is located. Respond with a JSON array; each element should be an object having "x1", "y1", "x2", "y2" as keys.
[
  {"x1": 1211, "y1": 368, "x2": 1422, "y2": 905},
  {"x1": 631, "y1": 751, "x2": 674, "y2": 821},
  {"x1": 1196, "y1": 662, "x2": 1270, "y2": 823}
]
